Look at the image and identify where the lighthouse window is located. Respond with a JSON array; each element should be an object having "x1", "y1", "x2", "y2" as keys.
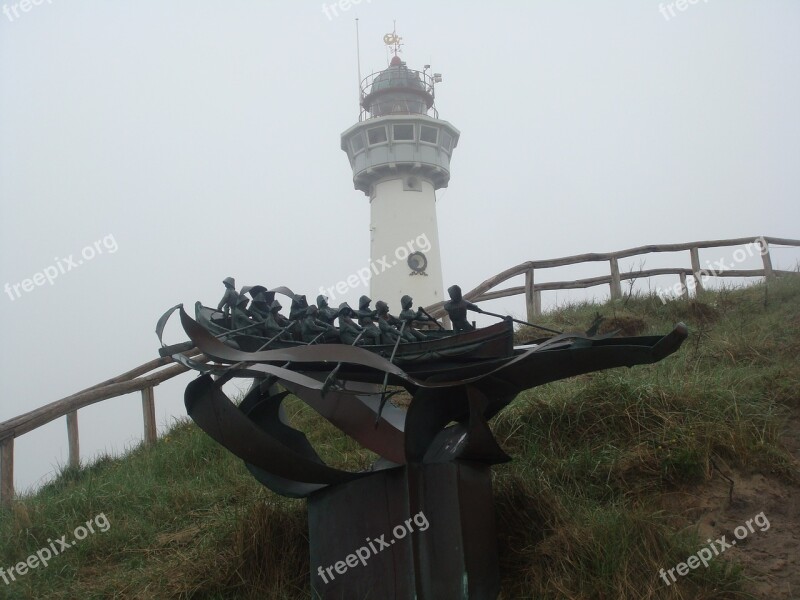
[
  {"x1": 392, "y1": 124, "x2": 415, "y2": 141},
  {"x1": 367, "y1": 126, "x2": 388, "y2": 145},
  {"x1": 350, "y1": 133, "x2": 365, "y2": 154},
  {"x1": 441, "y1": 130, "x2": 453, "y2": 152},
  {"x1": 420, "y1": 126, "x2": 438, "y2": 144}
]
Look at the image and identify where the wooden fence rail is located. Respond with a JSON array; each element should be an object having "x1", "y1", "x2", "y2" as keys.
[
  {"x1": 426, "y1": 235, "x2": 799, "y2": 320},
  {"x1": 0, "y1": 349, "x2": 207, "y2": 507},
  {"x1": 1, "y1": 235, "x2": 797, "y2": 507}
]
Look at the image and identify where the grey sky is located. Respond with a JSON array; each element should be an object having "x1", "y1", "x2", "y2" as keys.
[{"x1": 1, "y1": 0, "x2": 798, "y2": 492}]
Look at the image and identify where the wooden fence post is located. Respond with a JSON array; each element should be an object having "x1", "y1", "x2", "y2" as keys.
[
  {"x1": 533, "y1": 290, "x2": 542, "y2": 317},
  {"x1": 689, "y1": 247, "x2": 705, "y2": 293},
  {"x1": 141, "y1": 387, "x2": 157, "y2": 446},
  {"x1": 609, "y1": 257, "x2": 622, "y2": 300},
  {"x1": 524, "y1": 269, "x2": 536, "y2": 321},
  {"x1": 1, "y1": 437, "x2": 14, "y2": 508},
  {"x1": 67, "y1": 411, "x2": 79, "y2": 469},
  {"x1": 759, "y1": 238, "x2": 774, "y2": 279},
  {"x1": 679, "y1": 273, "x2": 690, "y2": 301}
]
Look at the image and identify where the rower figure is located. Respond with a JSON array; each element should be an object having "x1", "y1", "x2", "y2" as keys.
[
  {"x1": 316, "y1": 295, "x2": 339, "y2": 326},
  {"x1": 249, "y1": 290, "x2": 271, "y2": 321},
  {"x1": 355, "y1": 295, "x2": 382, "y2": 345},
  {"x1": 238, "y1": 286, "x2": 252, "y2": 308},
  {"x1": 289, "y1": 294, "x2": 309, "y2": 321},
  {"x1": 264, "y1": 300, "x2": 293, "y2": 340},
  {"x1": 337, "y1": 302, "x2": 365, "y2": 345},
  {"x1": 300, "y1": 305, "x2": 339, "y2": 343},
  {"x1": 398, "y1": 295, "x2": 433, "y2": 341},
  {"x1": 375, "y1": 301, "x2": 408, "y2": 344},
  {"x1": 217, "y1": 277, "x2": 239, "y2": 322},
  {"x1": 443, "y1": 284, "x2": 483, "y2": 332},
  {"x1": 232, "y1": 295, "x2": 255, "y2": 331}
]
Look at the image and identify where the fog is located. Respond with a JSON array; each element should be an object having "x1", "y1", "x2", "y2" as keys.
[{"x1": 1, "y1": 0, "x2": 798, "y2": 492}]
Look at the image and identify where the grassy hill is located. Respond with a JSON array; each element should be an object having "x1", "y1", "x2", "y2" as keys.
[{"x1": 1, "y1": 276, "x2": 798, "y2": 599}]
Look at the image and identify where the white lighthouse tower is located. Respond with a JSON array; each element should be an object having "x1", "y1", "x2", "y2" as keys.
[{"x1": 340, "y1": 32, "x2": 459, "y2": 310}]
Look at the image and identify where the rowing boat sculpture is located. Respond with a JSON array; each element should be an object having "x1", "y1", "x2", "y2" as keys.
[{"x1": 157, "y1": 284, "x2": 687, "y2": 599}]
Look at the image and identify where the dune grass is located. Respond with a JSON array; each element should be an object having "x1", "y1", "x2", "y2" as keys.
[{"x1": 1, "y1": 276, "x2": 798, "y2": 599}]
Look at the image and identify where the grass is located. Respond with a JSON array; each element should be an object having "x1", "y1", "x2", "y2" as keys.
[{"x1": 1, "y1": 276, "x2": 798, "y2": 599}]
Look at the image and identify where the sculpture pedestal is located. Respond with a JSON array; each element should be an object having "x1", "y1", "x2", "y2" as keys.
[{"x1": 308, "y1": 461, "x2": 500, "y2": 600}]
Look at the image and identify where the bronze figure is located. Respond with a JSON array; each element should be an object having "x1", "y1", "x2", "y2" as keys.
[
  {"x1": 398, "y1": 294, "x2": 433, "y2": 340},
  {"x1": 217, "y1": 276, "x2": 238, "y2": 321},
  {"x1": 336, "y1": 302, "x2": 364, "y2": 345},
  {"x1": 355, "y1": 295, "x2": 382, "y2": 345},
  {"x1": 300, "y1": 305, "x2": 339, "y2": 343},
  {"x1": 376, "y1": 300, "x2": 412, "y2": 344},
  {"x1": 443, "y1": 284, "x2": 483, "y2": 332},
  {"x1": 316, "y1": 294, "x2": 339, "y2": 326}
]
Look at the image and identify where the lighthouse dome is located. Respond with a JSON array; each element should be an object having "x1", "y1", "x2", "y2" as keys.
[{"x1": 361, "y1": 56, "x2": 435, "y2": 117}]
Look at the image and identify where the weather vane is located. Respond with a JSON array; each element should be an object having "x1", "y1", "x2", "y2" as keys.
[{"x1": 383, "y1": 21, "x2": 403, "y2": 57}]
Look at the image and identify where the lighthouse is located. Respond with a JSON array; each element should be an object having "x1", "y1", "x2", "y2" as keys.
[{"x1": 340, "y1": 32, "x2": 459, "y2": 310}]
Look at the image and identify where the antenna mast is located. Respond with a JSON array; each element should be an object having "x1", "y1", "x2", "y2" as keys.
[{"x1": 355, "y1": 18, "x2": 362, "y2": 108}]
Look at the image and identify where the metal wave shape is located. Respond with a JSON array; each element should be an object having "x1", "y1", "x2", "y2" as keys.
[{"x1": 161, "y1": 302, "x2": 688, "y2": 499}]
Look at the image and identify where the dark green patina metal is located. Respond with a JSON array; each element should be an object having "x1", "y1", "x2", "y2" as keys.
[{"x1": 157, "y1": 283, "x2": 688, "y2": 599}]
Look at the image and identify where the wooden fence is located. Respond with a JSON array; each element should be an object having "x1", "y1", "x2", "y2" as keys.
[
  {"x1": 1, "y1": 235, "x2": 797, "y2": 507},
  {"x1": 0, "y1": 349, "x2": 209, "y2": 507},
  {"x1": 425, "y1": 235, "x2": 799, "y2": 320}
]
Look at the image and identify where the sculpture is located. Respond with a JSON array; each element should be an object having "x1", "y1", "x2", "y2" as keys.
[
  {"x1": 336, "y1": 302, "x2": 363, "y2": 345},
  {"x1": 316, "y1": 294, "x2": 339, "y2": 326},
  {"x1": 248, "y1": 290, "x2": 271, "y2": 321},
  {"x1": 263, "y1": 300, "x2": 293, "y2": 340},
  {"x1": 290, "y1": 294, "x2": 309, "y2": 321},
  {"x1": 300, "y1": 305, "x2": 339, "y2": 343},
  {"x1": 375, "y1": 300, "x2": 408, "y2": 344},
  {"x1": 216, "y1": 276, "x2": 238, "y2": 321},
  {"x1": 232, "y1": 295, "x2": 253, "y2": 330},
  {"x1": 157, "y1": 282, "x2": 688, "y2": 599},
  {"x1": 398, "y1": 294, "x2": 435, "y2": 340},
  {"x1": 443, "y1": 284, "x2": 483, "y2": 332},
  {"x1": 354, "y1": 295, "x2": 382, "y2": 345}
]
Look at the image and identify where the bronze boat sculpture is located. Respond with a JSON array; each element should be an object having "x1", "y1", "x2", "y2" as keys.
[{"x1": 156, "y1": 283, "x2": 688, "y2": 599}]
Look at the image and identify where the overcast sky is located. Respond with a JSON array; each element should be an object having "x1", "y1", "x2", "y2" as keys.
[{"x1": 1, "y1": 0, "x2": 798, "y2": 492}]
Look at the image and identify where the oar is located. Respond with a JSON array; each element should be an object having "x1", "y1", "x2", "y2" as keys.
[
  {"x1": 199, "y1": 302, "x2": 267, "y2": 338},
  {"x1": 374, "y1": 321, "x2": 406, "y2": 426},
  {"x1": 478, "y1": 310, "x2": 562, "y2": 335},
  {"x1": 216, "y1": 320, "x2": 266, "y2": 339},
  {"x1": 258, "y1": 322, "x2": 297, "y2": 350},
  {"x1": 321, "y1": 329, "x2": 367, "y2": 397},
  {"x1": 418, "y1": 307, "x2": 445, "y2": 330},
  {"x1": 248, "y1": 328, "x2": 331, "y2": 391},
  {"x1": 306, "y1": 328, "x2": 331, "y2": 345},
  {"x1": 224, "y1": 322, "x2": 298, "y2": 373}
]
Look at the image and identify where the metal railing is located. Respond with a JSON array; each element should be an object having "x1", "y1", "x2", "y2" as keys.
[{"x1": 358, "y1": 67, "x2": 438, "y2": 121}]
